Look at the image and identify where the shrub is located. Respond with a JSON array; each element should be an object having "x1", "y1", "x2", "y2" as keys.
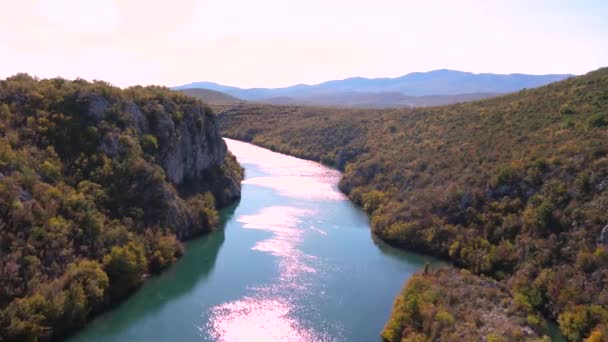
[
  {"x1": 140, "y1": 134, "x2": 158, "y2": 154},
  {"x1": 103, "y1": 242, "x2": 147, "y2": 299},
  {"x1": 560, "y1": 104, "x2": 575, "y2": 115},
  {"x1": 491, "y1": 165, "x2": 518, "y2": 188},
  {"x1": 588, "y1": 113, "x2": 608, "y2": 128}
]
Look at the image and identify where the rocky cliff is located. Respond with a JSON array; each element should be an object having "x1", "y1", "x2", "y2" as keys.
[{"x1": 80, "y1": 88, "x2": 241, "y2": 238}]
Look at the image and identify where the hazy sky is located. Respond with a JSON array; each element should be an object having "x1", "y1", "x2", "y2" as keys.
[{"x1": 1, "y1": 0, "x2": 607, "y2": 88}]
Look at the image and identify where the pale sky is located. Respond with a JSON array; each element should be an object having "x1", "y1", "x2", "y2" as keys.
[{"x1": 0, "y1": 0, "x2": 607, "y2": 88}]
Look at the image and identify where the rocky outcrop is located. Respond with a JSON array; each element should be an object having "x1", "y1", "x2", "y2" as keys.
[
  {"x1": 152, "y1": 106, "x2": 227, "y2": 185},
  {"x1": 80, "y1": 92, "x2": 110, "y2": 121},
  {"x1": 138, "y1": 103, "x2": 241, "y2": 237},
  {"x1": 598, "y1": 225, "x2": 608, "y2": 245},
  {"x1": 99, "y1": 132, "x2": 122, "y2": 157},
  {"x1": 84, "y1": 92, "x2": 242, "y2": 238},
  {"x1": 124, "y1": 100, "x2": 149, "y2": 133}
]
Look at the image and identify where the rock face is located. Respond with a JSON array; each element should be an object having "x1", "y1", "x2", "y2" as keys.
[
  {"x1": 124, "y1": 100, "x2": 149, "y2": 133},
  {"x1": 135, "y1": 102, "x2": 240, "y2": 236},
  {"x1": 145, "y1": 103, "x2": 241, "y2": 205},
  {"x1": 599, "y1": 225, "x2": 608, "y2": 245},
  {"x1": 154, "y1": 106, "x2": 227, "y2": 185},
  {"x1": 85, "y1": 92, "x2": 242, "y2": 238},
  {"x1": 81, "y1": 92, "x2": 111, "y2": 121}
]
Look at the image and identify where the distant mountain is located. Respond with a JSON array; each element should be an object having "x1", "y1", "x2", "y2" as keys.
[
  {"x1": 179, "y1": 88, "x2": 244, "y2": 106},
  {"x1": 175, "y1": 70, "x2": 573, "y2": 105}
]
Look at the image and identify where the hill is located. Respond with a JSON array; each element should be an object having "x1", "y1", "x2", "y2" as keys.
[
  {"x1": 219, "y1": 68, "x2": 608, "y2": 341},
  {"x1": 0, "y1": 74, "x2": 243, "y2": 341},
  {"x1": 261, "y1": 91, "x2": 498, "y2": 108},
  {"x1": 179, "y1": 88, "x2": 245, "y2": 113},
  {"x1": 175, "y1": 69, "x2": 572, "y2": 108},
  {"x1": 178, "y1": 88, "x2": 244, "y2": 109}
]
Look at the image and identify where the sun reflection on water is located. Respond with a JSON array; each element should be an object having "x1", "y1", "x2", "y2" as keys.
[
  {"x1": 226, "y1": 139, "x2": 345, "y2": 201},
  {"x1": 244, "y1": 176, "x2": 345, "y2": 200},
  {"x1": 240, "y1": 206, "x2": 317, "y2": 278},
  {"x1": 203, "y1": 140, "x2": 346, "y2": 341},
  {"x1": 205, "y1": 297, "x2": 330, "y2": 342},
  {"x1": 203, "y1": 206, "x2": 328, "y2": 341}
]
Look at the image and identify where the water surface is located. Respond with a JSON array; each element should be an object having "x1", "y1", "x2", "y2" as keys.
[{"x1": 69, "y1": 138, "x2": 434, "y2": 342}]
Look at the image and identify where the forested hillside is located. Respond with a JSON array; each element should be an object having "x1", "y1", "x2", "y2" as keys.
[
  {"x1": 219, "y1": 68, "x2": 608, "y2": 341},
  {"x1": 0, "y1": 75, "x2": 243, "y2": 341}
]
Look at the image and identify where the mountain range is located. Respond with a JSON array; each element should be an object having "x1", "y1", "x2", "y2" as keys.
[{"x1": 175, "y1": 69, "x2": 572, "y2": 108}]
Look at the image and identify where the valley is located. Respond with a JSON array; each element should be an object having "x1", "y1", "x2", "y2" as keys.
[
  {"x1": 2, "y1": 1, "x2": 606, "y2": 341},
  {"x1": 68, "y1": 139, "x2": 439, "y2": 342},
  {"x1": 1, "y1": 68, "x2": 605, "y2": 341},
  {"x1": 218, "y1": 68, "x2": 608, "y2": 341}
]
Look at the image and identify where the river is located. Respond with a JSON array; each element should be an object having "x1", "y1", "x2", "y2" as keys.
[{"x1": 68, "y1": 138, "x2": 434, "y2": 342}]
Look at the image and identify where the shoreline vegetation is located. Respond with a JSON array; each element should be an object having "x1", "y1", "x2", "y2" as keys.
[
  {"x1": 0, "y1": 75, "x2": 243, "y2": 342},
  {"x1": 219, "y1": 68, "x2": 608, "y2": 341}
]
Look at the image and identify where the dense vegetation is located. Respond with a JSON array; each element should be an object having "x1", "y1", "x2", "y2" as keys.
[
  {"x1": 0, "y1": 75, "x2": 242, "y2": 341},
  {"x1": 220, "y1": 68, "x2": 608, "y2": 341},
  {"x1": 382, "y1": 267, "x2": 546, "y2": 341}
]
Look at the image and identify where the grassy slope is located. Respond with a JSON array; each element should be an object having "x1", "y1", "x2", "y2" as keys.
[{"x1": 219, "y1": 68, "x2": 608, "y2": 341}]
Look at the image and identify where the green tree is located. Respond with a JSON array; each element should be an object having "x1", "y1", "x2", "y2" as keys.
[
  {"x1": 559, "y1": 305, "x2": 608, "y2": 342},
  {"x1": 103, "y1": 242, "x2": 147, "y2": 299}
]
